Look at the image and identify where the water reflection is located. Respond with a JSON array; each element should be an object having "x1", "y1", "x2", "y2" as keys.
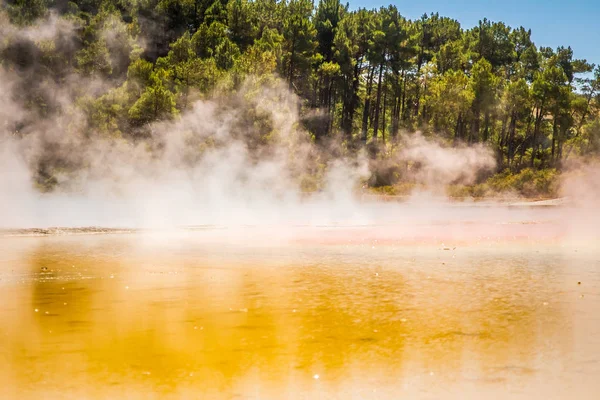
[{"x1": 0, "y1": 234, "x2": 599, "y2": 399}]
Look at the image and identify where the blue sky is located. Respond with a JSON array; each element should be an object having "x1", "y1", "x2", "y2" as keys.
[{"x1": 350, "y1": 0, "x2": 600, "y2": 67}]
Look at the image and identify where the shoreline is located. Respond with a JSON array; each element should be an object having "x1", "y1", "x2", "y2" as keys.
[
  {"x1": 0, "y1": 227, "x2": 140, "y2": 237},
  {"x1": 0, "y1": 198, "x2": 569, "y2": 237},
  {"x1": 360, "y1": 194, "x2": 569, "y2": 207}
]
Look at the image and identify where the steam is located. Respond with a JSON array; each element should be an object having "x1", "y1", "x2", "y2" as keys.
[
  {"x1": 397, "y1": 134, "x2": 495, "y2": 189},
  {"x1": 0, "y1": 13, "x2": 370, "y2": 229},
  {"x1": 0, "y1": 12, "x2": 598, "y2": 243}
]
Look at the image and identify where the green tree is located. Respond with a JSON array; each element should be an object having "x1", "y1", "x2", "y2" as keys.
[
  {"x1": 467, "y1": 19, "x2": 515, "y2": 70},
  {"x1": 314, "y1": 0, "x2": 345, "y2": 133},
  {"x1": 282, "y1": 0, "x2": 317, "y2": 93},
  {"x1": 128, "y1": 75, "x2": 177, "y2": 125},
  {"x1": 227, "y1": 0, "x2": 258, "y2": 50},
  {"x1": 501, "y1": 78, "x2": 531, "y2": 167},
  {"x1": 424, "y1": 70, "x2": 473, "y2": 140},
  {"x1": 469, "y1": 58, "x2": 499, "y2": 143},
  {"x1": 5, "y1": 0, "x2": 47, "y2": 24},
  {"x1": 334, "y1": 8, "x2": 373, "y2": 137}
]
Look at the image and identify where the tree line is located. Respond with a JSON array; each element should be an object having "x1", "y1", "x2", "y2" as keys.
[{"x1": 2, "y1": 0, "x2": 600, "y2": 175}]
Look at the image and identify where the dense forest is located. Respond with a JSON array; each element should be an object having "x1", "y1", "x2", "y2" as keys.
[{"x1": 2, "y1": 0, "x2": 600, "y2": 197}]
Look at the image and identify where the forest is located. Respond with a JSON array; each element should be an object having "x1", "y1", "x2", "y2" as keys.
[{"x1": 2, "y1": 0, "x2": 600, "y2": 198}]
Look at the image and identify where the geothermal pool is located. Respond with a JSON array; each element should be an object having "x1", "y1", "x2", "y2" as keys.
[{"x1": 0, "y1": 227, "x2": 599, "y2": 399}]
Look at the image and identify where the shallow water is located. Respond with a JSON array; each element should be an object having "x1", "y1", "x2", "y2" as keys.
[{"x1": 1, "y1": 231, "x2": 599, "y2": 399}]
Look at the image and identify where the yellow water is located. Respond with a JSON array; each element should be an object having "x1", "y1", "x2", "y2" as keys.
[{"x1": 1, "y1": 232, "x2": 599, "y2": 399}]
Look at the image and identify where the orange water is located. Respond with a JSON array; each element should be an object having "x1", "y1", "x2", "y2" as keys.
[{"x1": 1, "y1": 232, "x2": 599, "y2": 399}]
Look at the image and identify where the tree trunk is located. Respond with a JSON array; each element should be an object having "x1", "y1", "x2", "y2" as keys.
[
  {"x1": 578, "y1": 93, "x2": 594, "y2": 131},
  {"x1": 382, "y1": 89, "x2": 387, "y2": 144},
  {"x1": 372, "y1": 61, "x2": 385, "y2": 143},
  {"x1": 341, "y1": 57, "x2": 362, "y2": 138},
  {"x1": 401, "y1": 72, "x2": 408, "y2": 121},
  {"x1": 508, "y1": 111, "x2": 517, "y2": 168},
  {"x1": 499, "y1": 115, "x2": 508, "y2": 148},
  {"x1": 471, "y1": 104, "x2": 480, "y2": 144},
  {"x1": 483, "y1": 112, "x2": 491, "y2": 143},
  {"x1": 551, "y1": 114, "x2": 558, "y2": 162},
  {"x1": 531, "y1": 105, "x2": 544, "y2": 168},
  {"x1": 361, "y1": 63, "x2": 375, "y2": 142},
  {"x1": 392, "y1": 70, "x2": 402, "y2": 138},
  {"x1": 421, "y1": 79, "x2": 429, "y2": 123},
  {"x1": 340, "y1": 76, "x2": 350, "y2": 136},
  {"x1": 558, "y1": 126, "x2": 566, "y2": 161},
  {"x1": 414, "y1": 50, "x2": 424, "y2": 117},
  {"x1": 288, "y1": 35, "x2": 296, "y2": 91},
  {"x1": 327, "y1": 79, "x2": 334, "y2": 135},
  {"x1": 454, "y1": 113, "x2": 462, "y2": 142}
]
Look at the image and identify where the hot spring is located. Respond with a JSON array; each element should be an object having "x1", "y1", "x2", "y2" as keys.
[{"x1": 1, "y1": 205, "x2": 599, "y2": 400}]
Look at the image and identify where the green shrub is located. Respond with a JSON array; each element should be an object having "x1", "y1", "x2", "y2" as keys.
[
  {"x1": 487, "y1": 168, "x2": 559, "y2": 198},
  {"x1": 368, "y1": 168, "x2": 561, "y2": 200}
]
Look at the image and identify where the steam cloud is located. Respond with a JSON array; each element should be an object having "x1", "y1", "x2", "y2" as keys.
[{"x1": 0, "y1": 13, "x2": 597, "y2": 242}]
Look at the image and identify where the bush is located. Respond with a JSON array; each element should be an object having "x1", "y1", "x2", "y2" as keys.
[
  {"x1": 369, "y1": 182, "x2": 417, "y2": 196},
  {"x1": 487, "y1": 168, "x2": 559, "y2": 198},
  {"x1": 447, "y1": 184, "x2": 488, "y2": 199},
  {"x1": 368, "y1": 168, "x2": 561, "y2": 200}
]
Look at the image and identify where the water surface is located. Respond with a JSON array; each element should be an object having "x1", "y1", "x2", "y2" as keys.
[{"x1": 1, "y1": 231, "x2": 599, "y2": 399}]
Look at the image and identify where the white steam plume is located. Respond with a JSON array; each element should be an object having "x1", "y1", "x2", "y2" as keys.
[{"x1": 1, "y1": 12, "x2": 598, "y2": 246}]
